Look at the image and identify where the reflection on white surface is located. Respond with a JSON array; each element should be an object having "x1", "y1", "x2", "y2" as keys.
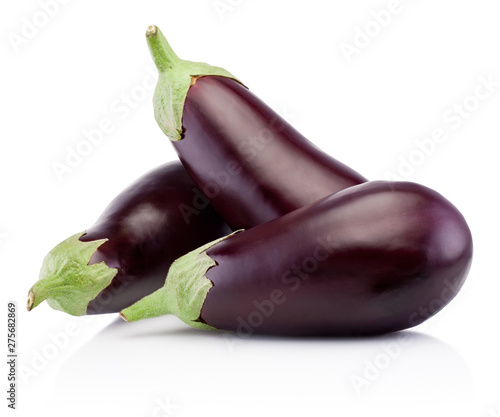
[{"x1": 45, "y1": 316, "x2": 475, "y2": 417}]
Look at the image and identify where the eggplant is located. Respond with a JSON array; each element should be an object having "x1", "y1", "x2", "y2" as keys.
[
  {"x1": 27, "y1": 162, "x2": 231, "y2": 315},
  {"x1": 121, "y1": 181, "x2": 473, "y2": 336},
  {"x1": 146, "y1": 25, "x2": 367, "y2": 230}
]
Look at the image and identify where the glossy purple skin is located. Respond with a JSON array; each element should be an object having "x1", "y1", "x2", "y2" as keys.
[
  {"x1": 80, "y1": 162, "x2": 231, "y2": 314},
  {"x1": 201, "y1": 181, "x2": 473, "y2": 336},
  {"x1": 173, "y1": 76, "x2": 367, "y2": 230}
]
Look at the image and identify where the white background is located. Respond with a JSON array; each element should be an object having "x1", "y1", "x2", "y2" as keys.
[{"x1": 1, "y1": 1, "x2": 499, "y2": 416}]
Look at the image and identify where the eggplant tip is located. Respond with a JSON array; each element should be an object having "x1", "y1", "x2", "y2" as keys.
[
  {"x1": 146, "y1": 25, "x2": 158, "y2": 37},
  {"x1": 119, "y1": 311, "x2": 130, "y2": 322},
  {"x1": 27, "y1": 291, "x2": 34, "y2": 312}
]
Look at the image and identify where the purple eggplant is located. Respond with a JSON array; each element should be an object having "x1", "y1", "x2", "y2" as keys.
[
  {"x1": 146, "y1": 25, "x2": 367, "y2": 230},
  {"x1": 27, "y1": 162, "x2": 231, "y2": 316},
  {"x1": 121, "y1": 181, "x2": 472, "y2": 336}
]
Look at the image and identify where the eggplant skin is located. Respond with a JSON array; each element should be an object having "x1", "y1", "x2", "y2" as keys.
[
  {"x1": 82, "y1": 162, "x2": 231, "y2": 314},
  {"x1": 174, "y1": 76, "x2": 367, "y2": 230},
  {"x1": 201, "y1": 181, "x2": 473, "y2": 336}
]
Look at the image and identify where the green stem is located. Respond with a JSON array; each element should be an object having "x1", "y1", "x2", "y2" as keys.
[
  {"x1": 119, "y1": 286, "x2": 171, "y2": 322},
  {"x1": 120, "y1": 231, "x2": 242, "y2": 329},
  {"x1": 27, "y1": 232, "x2": 118, "y2": 316},
  {"x1": 146, "y1": 25, "x2": 181, "y2": 73},
  {"x1": 145, "y1": 24, "x2": 242, "y2": 141},
  {"x1": 27, "y1": 280, "x2": 65, "y2": 311}
]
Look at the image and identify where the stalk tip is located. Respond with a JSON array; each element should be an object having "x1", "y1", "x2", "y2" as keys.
[
  {"x1": 119, "y1": 311, "x2": 130, "y2": 322},
  {"x1": 146, "y1": 25, "x2": 158, "y2": 37},
  {"x1": 27, "y1": 291, "x2": 34, "y2": 311}
]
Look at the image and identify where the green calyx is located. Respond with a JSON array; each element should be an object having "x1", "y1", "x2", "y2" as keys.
[
  {"x1": 120, "y1": 231, "x2": 241, "y2": 329},
  {"x1": 27, "y1": 232, "x2": 118, "y2": 316},
  {"x1": 146, "y1": 25, "x2": 241, "y2": 141}
]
